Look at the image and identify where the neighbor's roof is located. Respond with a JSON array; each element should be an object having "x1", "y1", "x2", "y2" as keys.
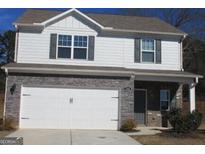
[
  {"x1": 14, "y1": 9, "x2": 186, "y2": 35},
  {"x1": 2, "y1": 63, "x2": 203, "y2": 79}
]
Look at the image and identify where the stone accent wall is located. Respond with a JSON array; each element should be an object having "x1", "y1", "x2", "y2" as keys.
[
  {"x1": 175, "y1": 84, "x2": 183, "y2": 109},
  {"x1": 147, "y1": 111, "x2": 162, "y2": 127},
  {"x1": 5, "y1": 73, "x2": 134, "y2": 129}
]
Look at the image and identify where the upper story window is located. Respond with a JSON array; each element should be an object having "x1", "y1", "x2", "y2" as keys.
[
  {"x1": 57, "y1": 35, "x2": 88, "y2": 60},
  {"x1": 74, "y1": 36, "x2": 88, "y2": 59},
  {"x1": 160, "y1": 90, "x2": 170, "y2": 111},
  {"x1": 58, "y1": 35, "x2": 72, "y2": 58},
  {"x1": 141, "y1": 39, "x2": 155, "y2": 63}
]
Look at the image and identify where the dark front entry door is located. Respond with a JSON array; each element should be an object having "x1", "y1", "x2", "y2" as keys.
[{"x1": 134, "y1": 90, "x2": 146, "y2": 125}]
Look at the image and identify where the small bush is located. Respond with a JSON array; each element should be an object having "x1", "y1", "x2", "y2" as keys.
[
  {"x1": 186, "y1": 110, "x2": 203, "y2": 131},
  {"x1": 4, "y1": 118, "x2": 17, "y2": 130},
  {"x1": 167, "y1": 108, "x2": 203, "y2": 134},
  {"x1": 120, "y1": 119, "x2": 137, "y2": 132}
]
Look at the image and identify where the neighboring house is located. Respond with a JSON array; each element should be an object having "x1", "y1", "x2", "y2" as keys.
[{"x1": 1, "y1": 8, "x2": 203, "y2": 130}]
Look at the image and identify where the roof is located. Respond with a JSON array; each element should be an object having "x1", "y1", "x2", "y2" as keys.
[
  {"x1": 14, "y1": 9, "x2": 186, "y2": 35},
  {"x1": 2, "y1": 63, "x2": 202, "y2": 79}
]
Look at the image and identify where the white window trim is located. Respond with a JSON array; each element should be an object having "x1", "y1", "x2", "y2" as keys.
[
  {"x1": 73, "y1": 35, "x2": 89, "y2": 60},
  {"x1": 140, "y1": 39, "x2": 156, "y2": 63},
  {"x1": 57, "y1": 34, "x2": 72, "y2": 59},
  {"x1": 56, "y1": 34, "x2": 89, "y2": 60},
  {"x1": 160, "y1": 89, "x2": 170, "y2": 111}
]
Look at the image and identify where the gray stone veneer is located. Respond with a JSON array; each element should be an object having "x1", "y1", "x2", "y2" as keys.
[{"x1": 5, "y1": 73, "x2": 134, "y2": 129}]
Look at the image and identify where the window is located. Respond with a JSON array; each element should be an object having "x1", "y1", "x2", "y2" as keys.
[
  {"x1": 141, "y1": 39, "x2": 155, "y2": 63},
  {"x1": 74, "y1": 36, "x2": 88, "y2": 59},
  {"x1": 57, "y1": 35, "x2": 88, "y2": 60},
  {"x1": 160, "y1": 90, "x2": 170, "y2": 111},
  {"x1": 57, "y1": 35, "x2": 72, "y2": 58}
]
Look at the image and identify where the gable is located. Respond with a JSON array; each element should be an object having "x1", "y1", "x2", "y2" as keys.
[{"x1": 49, "y1": 15, "x2": 97, "y2": 32}]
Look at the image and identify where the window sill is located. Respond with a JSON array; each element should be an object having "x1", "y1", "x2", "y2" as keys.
[
  {"x1": 55, "y1": 58, "x2": 91, "y2": 61},
  {"x1": 134, "y1": 62, "x2": 156, "y2": 64},
  {"x1": 141, "y1": 62, "x2": 155, "y2": 64}
]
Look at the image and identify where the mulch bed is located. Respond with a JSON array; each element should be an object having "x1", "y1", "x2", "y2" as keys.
[{"x1": 132, "y1": 129, "x2": 205, "y2": 145}]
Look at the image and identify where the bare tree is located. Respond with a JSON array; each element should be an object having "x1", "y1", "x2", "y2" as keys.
[
  {"x1": 0, "y1": 30, "x2": 16, "y2": 64},
  {"x1": 0, "y1": 30, "x2": 15, "y2": 92},
  {"x1": 121, "y1": 8, "x2": 205, "y2": 97},
  {"x1": 121, "y1": 9, "x2": 204, "y2": 36}
]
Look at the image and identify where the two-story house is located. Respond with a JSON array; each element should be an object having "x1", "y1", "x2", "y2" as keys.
[{"x1": 1, "y1": 8, "x2": 202, "y2": 130}]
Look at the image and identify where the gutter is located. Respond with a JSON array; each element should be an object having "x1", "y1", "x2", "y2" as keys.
[
  {"x1": 13, "y1": 23, "x2": 186, "y2": 37},
  {"x1": 102, "y1": 28, "x2": 187, "y2": 36},
  {"x1": 13, "y1": 23, "x2": 44, "y2": 29},
  {"x1": 3, "y1": 66, "x2": 203, "y2": 79},
  {"x1": 3, "y1": 66, "x2": 132, "y2": 77},
  {"x1": 13, "y1": 23, "x2": 43, "y2": 27}
]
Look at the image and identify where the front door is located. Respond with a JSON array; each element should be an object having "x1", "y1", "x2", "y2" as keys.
[{"x1": 134, "y1": 89, "x2": 147, "y2": 125}]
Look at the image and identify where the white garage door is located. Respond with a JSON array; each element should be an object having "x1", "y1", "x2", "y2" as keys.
[{"x1": 20, "y1": 87, "x2": 119, "y2": 130}]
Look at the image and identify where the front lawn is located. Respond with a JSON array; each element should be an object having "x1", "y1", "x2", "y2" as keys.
[{"x1": 132, "y1": 130, "x2": 205, "y2": 145}]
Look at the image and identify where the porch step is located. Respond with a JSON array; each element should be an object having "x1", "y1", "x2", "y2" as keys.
[{"x1": 137, "y1": 124, "x2": 146, "y2": 127}]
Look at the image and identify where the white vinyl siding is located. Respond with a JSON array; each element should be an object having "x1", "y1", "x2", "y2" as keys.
[
  {"x1": 16, "y1": 15, "x2": 181, "y2": 71},
  {"x1": 124, "y1": 39, "x2": 180, "y2": 70}
]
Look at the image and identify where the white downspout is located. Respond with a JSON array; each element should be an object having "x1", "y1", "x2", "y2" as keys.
[
  {"x1": 14, "y1": 29, "x2": 19, "y2": 62},
  {"x1": 189, "y1": 77, "x2": 198, "y2": 112},
  {"x1": 180, "y1": 41, "x2": 184, "y2": 71},
  {"x1": 3, "y1": 68, "x2": 8, "y2": 128},
  {"x1": 180, "y1": 35, "x2": 187, "y2": 71}
]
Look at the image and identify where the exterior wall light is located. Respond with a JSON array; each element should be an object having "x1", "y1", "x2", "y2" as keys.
[{"x1": 10, "y1": 84, "x2": 16, "y2": 95}]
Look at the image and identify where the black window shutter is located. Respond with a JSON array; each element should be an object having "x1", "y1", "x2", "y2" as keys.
[
  {"x1": 156, "y1": 40, "x2": 161, "y2": 64},
  {"x1": 134, "y1": 38, "x2": 141, "y2": 63},
  {"x1": 88, "y1": 36, "x2": 95, "y2": 61},
  {"x1": 49, "y1": 33, "x2": 57, "y2": 59}
]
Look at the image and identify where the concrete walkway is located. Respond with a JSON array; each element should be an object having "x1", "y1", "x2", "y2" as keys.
[{"x1": 7, "y1": 129, "x2": 140, "y2": 145}]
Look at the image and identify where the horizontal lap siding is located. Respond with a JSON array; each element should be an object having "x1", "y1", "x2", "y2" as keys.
[
  {"x1": 17, "y1": 32, "x2": 125, "y2": 67},
  {"x1": 17, "y1": 15, "x2": 181, "y2": 71},
  {"x1": 95, "y1": 37, "x2": 124, "y2": 66},
  {"x1": 124, "y1": 40, "x2": 180, "y2": 70},
  {"x1": 18, "y1": 32, "x2": 50, "y2": 63}
]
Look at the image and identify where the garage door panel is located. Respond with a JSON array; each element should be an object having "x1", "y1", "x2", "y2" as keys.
[
  {"x1": 20, "y1": 87, "x2": 118, "y2": 130},
  {"x1": 70, "y1": 89, "x2": 118, "y2": 129}
]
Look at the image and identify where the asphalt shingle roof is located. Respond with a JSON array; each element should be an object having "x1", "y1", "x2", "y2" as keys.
[{"x1": 14, "y1": 9, "x2": 185, "y2": 35}]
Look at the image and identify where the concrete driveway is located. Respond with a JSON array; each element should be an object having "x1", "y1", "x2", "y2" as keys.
[{"x1": 7, "y1": 129, "x2": 140, "y2": 145}]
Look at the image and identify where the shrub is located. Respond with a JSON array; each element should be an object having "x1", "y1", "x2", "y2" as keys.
[
  {"x1": 186, "y1": 110, "x2": 203, "y2": 131},
  {"x1": 167, "y1": 108, "x2": 203, "y2": 134},
  {"x1": 4, "y1": 118, "x2": 17, "y2": 130},
  {"x1": 120, "y1": 119, "x2": 137, "y2": 132}
]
